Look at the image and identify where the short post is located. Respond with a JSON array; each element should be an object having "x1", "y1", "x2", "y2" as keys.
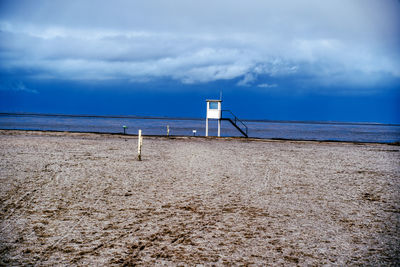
[
  {"x1": 205, "y1": 118, "x2": 209, "y2": 136},
  {"x1": 123, "y1": 125, "x2": 127, "y2": 135},
  {"x1": 218, "y1": 119, "x2": 221, "y2": 137},
  {"x1": 137, "y1": 129, "x2": 143, "y2": 161},
  {"x1": 167, "y1": 125, "x2": 170, "y2": 137}
]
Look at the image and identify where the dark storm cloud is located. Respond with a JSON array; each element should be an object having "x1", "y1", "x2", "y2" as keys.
[{"x1": 0, "y1": 0, "x2": 399, "y2": 89}]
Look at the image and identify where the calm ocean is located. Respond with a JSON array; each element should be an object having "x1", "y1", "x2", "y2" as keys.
[{"x1": 0, "y1": 113, "x2": 399, "y2": 144}]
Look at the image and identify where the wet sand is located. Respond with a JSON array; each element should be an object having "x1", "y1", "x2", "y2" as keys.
[{"x1": 0, "y1": 130, "x2": 399, "y2": 265}]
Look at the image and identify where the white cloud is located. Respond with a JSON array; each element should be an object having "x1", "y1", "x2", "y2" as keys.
[
  {"x1": 257, "y1": 83, "x2": 278, "y2": 88},
  {"x1": 237, "y1": 73, "x2": 256, "y2": 87},
  {"x1": 0, "y1": 0, "x2": 399, "y2": 88},
  {"x1": 0, "y1": 81, "x2": 38, "y2": 93}
]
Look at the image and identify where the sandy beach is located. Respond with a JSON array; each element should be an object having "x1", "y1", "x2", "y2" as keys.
[{"x1": 0, "y1": 130, "x2": 399, "y2": 265}]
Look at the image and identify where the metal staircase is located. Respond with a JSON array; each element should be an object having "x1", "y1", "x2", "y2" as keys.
[{"x1": 221, "y1": 110, "x2": 248, "y2": 138}]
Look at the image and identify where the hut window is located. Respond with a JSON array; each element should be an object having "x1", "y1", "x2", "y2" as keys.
[{"x1": 209, "y1": 102, "x2": 218, "y2": 109}]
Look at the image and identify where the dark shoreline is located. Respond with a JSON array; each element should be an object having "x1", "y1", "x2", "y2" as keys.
[{"x1": 1, "y1": 129, "x2": 399, "y2": 146}]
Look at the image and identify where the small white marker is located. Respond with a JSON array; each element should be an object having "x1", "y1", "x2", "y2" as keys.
[{"x1": 137, "y1": 129, "x2": 143, "y2": 161}]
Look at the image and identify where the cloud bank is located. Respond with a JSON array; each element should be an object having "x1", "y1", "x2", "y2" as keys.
[{"x1": 0, "y1": 0, "x2": 399, "y2": 89}]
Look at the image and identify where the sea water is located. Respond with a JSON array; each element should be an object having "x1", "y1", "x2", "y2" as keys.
[{"x1": 0, "y1": 113, "x2": 399, "y2": 143}]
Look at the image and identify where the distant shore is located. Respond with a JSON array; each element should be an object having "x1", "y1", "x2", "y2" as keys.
[
  {"x1": 2, "y1": 111, "x2": 400, "y2": 126},
  {"x1": 1, "y1": 130, "x2": 399, "y2": 265}
]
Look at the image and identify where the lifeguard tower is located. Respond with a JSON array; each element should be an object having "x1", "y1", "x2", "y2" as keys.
[
  {"x1": 205, "y1": 99, "x2": 248, "y2": 138},
  {"x1": 205, "y1": 99, "x2": 222, "y2": 137}
]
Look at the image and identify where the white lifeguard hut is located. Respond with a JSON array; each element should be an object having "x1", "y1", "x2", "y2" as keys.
[{"x1": 205, "y1": 99, "x2": 222, "y2": 137}]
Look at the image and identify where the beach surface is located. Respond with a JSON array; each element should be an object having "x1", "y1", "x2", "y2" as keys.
[{"x1": 0, "y1": 130, "x2": 399, "y2": 265}]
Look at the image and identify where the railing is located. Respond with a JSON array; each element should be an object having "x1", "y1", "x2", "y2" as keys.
[{"x1": 221, "y1": 110, "x2": 248, "y2": 137}]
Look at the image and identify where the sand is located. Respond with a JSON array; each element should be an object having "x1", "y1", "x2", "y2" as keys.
[{"x1": 0, "y1": 130, "x2": 399, "y2": 266}]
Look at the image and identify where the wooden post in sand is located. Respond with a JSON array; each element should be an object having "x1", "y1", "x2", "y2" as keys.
[
  {"x1": 167, "y1": 125, "x2": 170, "y2": 137},
  {"x1": 137, "y1": 129, "x2": 143, "y2": 161}
]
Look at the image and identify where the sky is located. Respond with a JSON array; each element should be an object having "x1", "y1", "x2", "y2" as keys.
[{"x1": 0, "y1": 0, "x2": 399, "y2": 123}]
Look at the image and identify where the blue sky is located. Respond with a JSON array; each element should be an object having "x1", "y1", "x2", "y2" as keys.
[{"x1": 0, "y1": 0, "x2": 399, "y2": 123}]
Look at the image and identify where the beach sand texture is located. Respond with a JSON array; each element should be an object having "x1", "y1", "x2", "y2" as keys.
[{"x1": 0, "y1": 130, "x2": 399, "y2": 265}]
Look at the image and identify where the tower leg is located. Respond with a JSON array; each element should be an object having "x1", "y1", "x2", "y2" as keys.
[
  {"x1": 206, "y1": 118, "x2": 209, "y2": 137},
  {"x1": 218, "y1": 119, "x2": 221, "y2": 137}
]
